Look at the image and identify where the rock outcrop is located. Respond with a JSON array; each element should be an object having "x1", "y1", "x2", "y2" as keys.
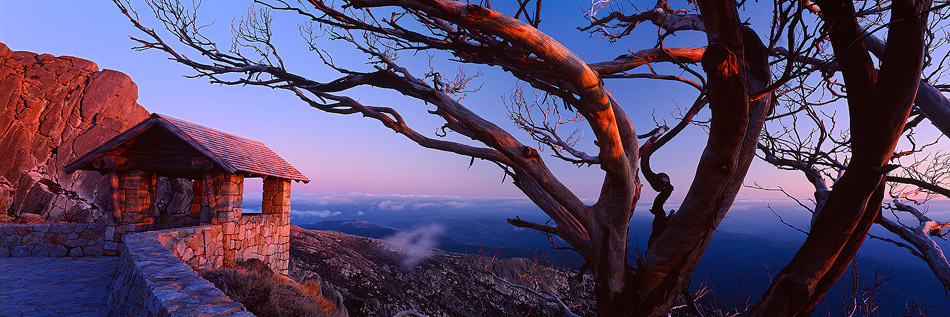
[
  {"x1": 0, "y1": 42, "x2": 188, "y2": 223},
  {"x1": 289, "y1": 226, "x2": 595, "y2": 316}
]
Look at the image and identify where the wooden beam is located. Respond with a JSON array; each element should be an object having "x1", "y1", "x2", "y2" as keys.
[{"x1": 91, "y1": 155, "x2": 130, "y2": 170}]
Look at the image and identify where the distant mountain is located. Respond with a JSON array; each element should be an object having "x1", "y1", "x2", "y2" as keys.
[{"x1": 301, "y1": 220, "x2": 400, "y2": 239}]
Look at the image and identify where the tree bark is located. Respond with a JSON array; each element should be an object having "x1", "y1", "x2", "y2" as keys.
[
  {"x1": 752, "y1": 0, "x2": 932, "y2": 314},
  {"x1": 862, "y1": 34, "x2": 950, "y2": 136},
  {"x1": 625, "y1": 0, "x2": 773, "y2": 314}
]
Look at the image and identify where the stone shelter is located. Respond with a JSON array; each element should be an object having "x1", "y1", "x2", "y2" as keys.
[{"x1": 63, "y1": 113, "x2": 308, "y2": 273}]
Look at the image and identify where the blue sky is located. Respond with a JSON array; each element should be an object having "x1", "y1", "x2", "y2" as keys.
[{"x1": 0, "y1": 0, "x2": 878, "y2": 201}]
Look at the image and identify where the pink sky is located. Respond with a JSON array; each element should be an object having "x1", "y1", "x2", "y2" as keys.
[{"x1": 0, "y1": 1, "x2": 835, "y2": 200}]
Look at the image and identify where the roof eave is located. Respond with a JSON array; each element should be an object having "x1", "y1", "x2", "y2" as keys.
[
  {"x1": 153, "y1": 115, "x2": 238, "y2": 174},
  {"x1": 63, "y1": 115, "x2": 159, "y2": 174}
]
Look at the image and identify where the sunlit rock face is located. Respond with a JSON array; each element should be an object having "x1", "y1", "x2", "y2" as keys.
[{"x1": 0, "y1": 42, "x2": 190, "y2": 223}]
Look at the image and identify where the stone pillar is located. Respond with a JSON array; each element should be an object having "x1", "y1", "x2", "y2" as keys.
[
  {"x1": 192, "y1": 173, "x2": 244, "y2": 226},
  {"x1": 210, "y1": 174, "x2": 244, "y2": 225},
  {"x1": 262, "y1": 178, "x2": 291, "y2": 275},
  {"x1": 204, "y1": 173, "x2": 243, "y2": 267},
  {"x1": 262, "y1": 178, "x2": 290, "y2": 215},
  {"x1": 116, "y1": 170, "x2": 155, "y2": 231},
  {"x1": 105, "y1": 170, "x2": 155, "y2": 255}
]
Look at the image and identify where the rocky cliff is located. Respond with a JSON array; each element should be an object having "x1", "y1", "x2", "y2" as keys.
[
  {"x1": 289, "y1": 225, "x2": 595, "y2": 316},
  {"x1": 0, "y1": 43, "x2": 188, "y2": 223}
]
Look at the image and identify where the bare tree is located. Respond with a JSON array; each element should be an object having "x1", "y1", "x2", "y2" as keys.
[
  {"x1": 750, "y1": 0, "x2": 934, "y2": 313},
  {"x1": 475, "y1": 252, "x2": 587, "y2": 317},
  {"x1": 837, "y1": 262, "x2": 891, "y2": 317},
  {"x1": 111, "y1": 0, "x2": 936, "y2": 315},
  {"x1": 757, "y1": 103, "x2": 950, "y2": 297},
  {"x1": 753, "y1": 0, "x2": 950, "y2": 308}
]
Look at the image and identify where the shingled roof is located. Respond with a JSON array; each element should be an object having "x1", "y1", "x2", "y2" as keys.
[{"x1": 65, "y1": 114, "x2": 310, "y2": 183}]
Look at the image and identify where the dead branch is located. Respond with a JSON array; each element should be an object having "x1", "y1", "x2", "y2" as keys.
[{"x1": 487, "y1": 271, "x2": 581, "y2": 317}]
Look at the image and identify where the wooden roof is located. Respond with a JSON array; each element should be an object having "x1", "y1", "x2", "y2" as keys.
[{"x1": 65, "y1": 114, "x2": 310, "y2": 182}]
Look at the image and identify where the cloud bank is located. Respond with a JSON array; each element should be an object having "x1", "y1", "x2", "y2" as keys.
[{"x1": 290, "y1": 209, "x2": 342, "y2": 218}]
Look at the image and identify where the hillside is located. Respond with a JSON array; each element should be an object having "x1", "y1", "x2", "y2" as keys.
[
  {"x1": 301, "y1": 218, "x2": 950, "y2": 314},
  {"x1": 301, "y1": 219, "x2": 586, "y2": 269},
  {"x1": 288, "y1": 225, "x2": 595, "y2": 316}
]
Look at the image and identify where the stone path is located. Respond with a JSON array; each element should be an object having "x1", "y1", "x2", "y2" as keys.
[{"x1": 0, "y1": 257, "x2": 118, "y2": 317}]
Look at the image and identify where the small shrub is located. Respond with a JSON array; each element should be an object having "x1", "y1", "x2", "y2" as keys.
[{"x1": 201, "y1": 259, "x2": 339, "y2": 317}]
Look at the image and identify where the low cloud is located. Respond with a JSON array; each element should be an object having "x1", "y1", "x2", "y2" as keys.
[
  {"x1": 383, "y1": 224, "x2": 446, "y2": 268},
  {"x1": 283, "y1": 192, "x2": 544, "y2": 223},
  {"x1": 378, "y1": 200, "x2": 409, "y2": 211},
  {"x1": 411, "y1": 202, "x2": 440, "y2": 209},
  {"x1": 375, "y1": 199, "x2": 474, "y2": 211},
  {"x1": 290, "y1": 209, "x2": 342, "y2": 218},
  {"x1": 443, "y1": 201, "x2": 472, "y2": 208}
]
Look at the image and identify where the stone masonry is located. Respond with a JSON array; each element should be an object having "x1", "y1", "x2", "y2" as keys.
[
  {"x1": 209, "y1": 174, "x2": 245, "y2": 225},
  {"x1": 114, "y1": 170, "x2": 154, "y2": 229},
  {"x1": 159, "y1": 214, "x2": 289, "y2": 275},
  {"x1": 108, "y1": 228, "x2": 252, "y2": 316},
  {"x1": 262, "y1": 178, "x2": 291, "y2": 215},
  {"x1": 0, "y1": 223, "x2": 105, "y2": 257},
  {"x1": 105, "y1": 208, "x2": 289, "y2": 316}
]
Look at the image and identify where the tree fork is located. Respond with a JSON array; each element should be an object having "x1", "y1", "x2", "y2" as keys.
[{"x1": 626, "y1": 0, "x2": 774, "y2": 312}]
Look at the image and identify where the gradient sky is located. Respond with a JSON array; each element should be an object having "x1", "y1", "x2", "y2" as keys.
[{"x1": 0, "y1": 1, "x2": 874, "y2": 201}]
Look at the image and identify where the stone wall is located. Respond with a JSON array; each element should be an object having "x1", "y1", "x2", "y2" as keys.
[
  {"x1": 107, "y1": 215, "x2": 289, "y2": 316},
  {"x1": 0, "y1": 223, "x2": 105, "y2": 257},
  {"x1": 107, "y1": 229, "x2": 252, "y2": 316},
  {"x1": 158, "y1": 214, "x2": 289, "y2": 275},
  {"x1": 230, "y1": 213, "x2": 290, "y2": 275},
  {"x1": 0, "y1": 222, "x2": 153, "y2": 258}
]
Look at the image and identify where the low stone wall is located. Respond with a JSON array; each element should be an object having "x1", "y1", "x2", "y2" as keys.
[
  {"x1": 158, "y1": 214, "x2": 289, "y2": 275},
  {"x1": 156, "y1": 225, "x2": 225, "y2": 270},
  {"x1": 106, "y1": 215, "x2": 289, "y2": 315},
  {"x1": 0, "y1": 223, "x2": 106, "y2": 257},
  {"x1": 107, "y1": 228, "x2": 252, "y2": 316},
  {"x1": 231, "y1": 213, "x2": 289, "y2": 275}
]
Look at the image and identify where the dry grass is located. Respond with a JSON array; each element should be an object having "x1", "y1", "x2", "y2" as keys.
[{"x1": 201, "y1": 259, "x2": 339, "y2": 317}]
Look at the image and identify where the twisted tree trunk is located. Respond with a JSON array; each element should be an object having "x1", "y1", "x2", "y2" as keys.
[
  {"x1": 752, "y1": 0, "x2": 932, "y2": 314},
  {"x1": 624, "y1": 0, "x2": 773, "y2": 314}
]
